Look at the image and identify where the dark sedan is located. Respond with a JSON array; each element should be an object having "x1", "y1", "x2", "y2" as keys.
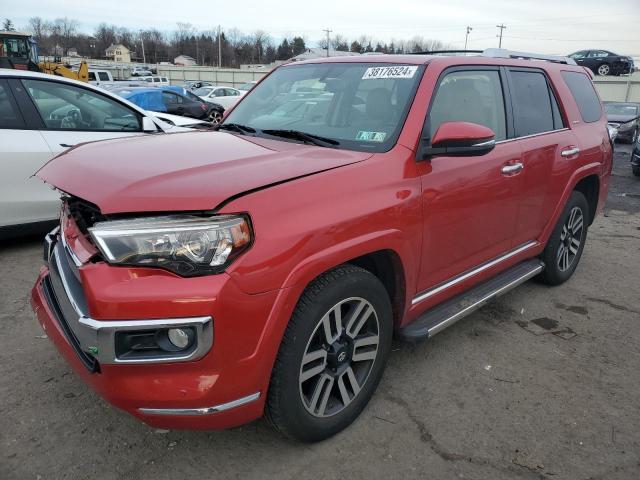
[
  {"x1": 568, "y1": 50, "x2": 634, "y2": 76},
  {"x1": 111, "y1": 87, "x2": 224, "y2": 123},
  {"x1": 605, "y1": 102, "x2": 639, "y2": 143}
]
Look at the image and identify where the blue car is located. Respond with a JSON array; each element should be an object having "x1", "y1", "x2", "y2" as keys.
[{"x1": 112, "y1": 87, "x2": 224, "y2": 123}]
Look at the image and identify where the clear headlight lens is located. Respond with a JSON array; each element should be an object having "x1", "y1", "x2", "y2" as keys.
[{"x1": 89, "y1": 215, "x2": 252, "y2": 276}]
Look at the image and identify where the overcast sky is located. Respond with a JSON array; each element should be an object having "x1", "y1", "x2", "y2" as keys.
[{"x1": 5, "y1": 0, "x2": 640, "y2": 55}]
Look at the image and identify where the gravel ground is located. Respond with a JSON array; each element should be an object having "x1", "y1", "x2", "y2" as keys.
[{"x1": 1, "y1": 144, "x2": 639, "y2": 480}]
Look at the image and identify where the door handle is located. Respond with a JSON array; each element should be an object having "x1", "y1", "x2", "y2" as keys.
[
  {"x1": 60, "y1": 143, "x2": 76, "y2": 148},
  {"x1": 561, "y1": 147, "x2": 580, "y2": 157},
  {"x1": 501, "y1": 163, "x2": 524, "y2": 175}
]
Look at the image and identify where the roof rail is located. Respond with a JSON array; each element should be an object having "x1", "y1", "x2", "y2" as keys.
[
  {"x1": 482, "y1": 48, "x2": 576, "y2": 65},
  {"x1": 410, "y1": 50, "x2": 483, "y2": 55}
]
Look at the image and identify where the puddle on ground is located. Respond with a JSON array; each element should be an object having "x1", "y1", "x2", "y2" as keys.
[{"x1": 516, "y1": 317, "x2": 577, "y2": 340}]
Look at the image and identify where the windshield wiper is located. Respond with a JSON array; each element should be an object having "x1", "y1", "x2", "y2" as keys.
[
  {"x1": 216, "y1": 123, "x2": 256, "y2": 134},
  {"x1": 261, "y1": 129, "x2": 340, "y2": 147}
]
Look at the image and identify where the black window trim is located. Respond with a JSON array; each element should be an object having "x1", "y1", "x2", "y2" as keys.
[
  {"x1": 12, "y1": 76, "x2": 145, "y2": 133},
  {"x1": 502, "y1": 66, "x2": 568, "y2": 140},
  {"x1": 0, "y1": 78, "x2": 28, "y2": 130},
  {"x1": 418, "y1": 64, "x2": 512, "y2": 160}
]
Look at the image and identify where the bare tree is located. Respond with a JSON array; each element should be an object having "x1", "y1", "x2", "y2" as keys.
[{"x1": 54, "y1": 17, "x2": 79, "y2": 52}]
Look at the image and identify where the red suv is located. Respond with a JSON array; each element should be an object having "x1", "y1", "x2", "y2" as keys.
[{"x1": 31, "y1": 49, "x2": 612, "y2": 442}]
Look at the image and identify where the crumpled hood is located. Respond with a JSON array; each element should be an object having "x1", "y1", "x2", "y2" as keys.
[
  {"x1": 37, "y1": 131, "x2": 371, "y2": 214},
  {"x1": 606, "y1": 114, "x2": 638, "y2": 124}
]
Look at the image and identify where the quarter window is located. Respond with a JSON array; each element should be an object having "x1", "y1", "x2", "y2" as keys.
[
  {"x1": 428, "y1": 70, "x2": 507, "y2": 141},
  {"x1": 509, "y1": 71, "x2": 559, "y2": 136},
  {"x1": 22, "y1": 79, "x2": 142, "y2": 131},
  {"x1": 0, "y1": 81, "x2": 25, "y2": 129},
  {"x1": 561, "y1": 71, "x2": 602, "y2": 123}
]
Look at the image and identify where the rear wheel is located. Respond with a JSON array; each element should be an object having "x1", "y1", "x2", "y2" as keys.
[
  {"x1": 266, "y1": 265, "x2": 393, "y2": 442},
  {"x1": 633, "y1": 165, "x2": 640, "y2": 177},
  {"x1": 208, "y1": 109, "x2": 223, "y2": 124},
  {"x1": 539, "y1": 191, "x2": 589, "y2": 285},
  {"x1": 597, "y1": 64, "x2": 611, "y2": 76}
]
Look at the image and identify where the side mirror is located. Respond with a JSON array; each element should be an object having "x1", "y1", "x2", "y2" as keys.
[
  {"x1": 421, "y1": 121, "x2": 496, "y2": 159},
  {"x1": 142, "y1": 116, "x2": 159, "y2": 133}
]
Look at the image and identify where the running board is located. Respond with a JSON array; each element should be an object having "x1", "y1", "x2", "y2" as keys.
[{"x1": 398, "y1": 259, "x2": 545, "y2": 342}]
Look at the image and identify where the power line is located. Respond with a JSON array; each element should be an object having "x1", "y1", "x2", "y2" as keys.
[{"x1": 464, "y1": 26, "x2": 472, "y2": 50}]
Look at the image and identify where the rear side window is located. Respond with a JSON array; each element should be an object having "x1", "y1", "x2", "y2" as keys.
[
  {"x1": 428, "y1": 70, "x2": 507, "y2": 141},
  {"x1": 561, "y1": 71, "x2": 602, "y2": 123},
  {"x1": 509, "y1": 71, "x2": 560, "y2": 136},
  {"x1": 0, "y1": 81, "x2": 25, "y2": 129},
  {"x1": 98, "y1": 72, "x2": 110, "y2": 81}
]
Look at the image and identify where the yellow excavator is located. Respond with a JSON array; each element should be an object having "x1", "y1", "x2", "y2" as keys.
[{"x1": 0, "y1": 30, "x2": 89, "y2": 82}]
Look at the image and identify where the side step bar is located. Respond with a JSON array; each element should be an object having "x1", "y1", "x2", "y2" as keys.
[{"x1": 398, "y1": 259, "x2": 545, "y2": 342}]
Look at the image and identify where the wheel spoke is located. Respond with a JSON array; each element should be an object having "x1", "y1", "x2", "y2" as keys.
[
  {"x1": 345, "y1": 302, "x2": 374, "y2": 338},
  {"x1": 569, "y1": 238, "x2": 580, "y2": 255},
  {"x1": 342, "y1": 366, "x2": 361, "y2": 398},
  {"x1": 571, "y1": 215, "x2": 583, "y2": 235},
  {"x1": 300, "y1": 349, "x2": 327, "y2": 382},
  {"x1": 321, "y1": 305, "x2": 343, "y2": 344},
  {"x1": 308, "y1": 374, "x2": 334, "y2": 416},
  {"x1": 352, "y1": 334, "x2": 379, "y2": 362},
  {"x1": 560, "y1": 225, "x2": 568, "y2": 241},
  {"x1": 563, "y1": 248, "x2": 570, "y2": 270}
]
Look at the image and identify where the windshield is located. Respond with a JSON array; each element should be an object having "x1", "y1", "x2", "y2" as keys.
[
  {"x1": 194, "y1": 87, "x2": 213, "y2": 96},
  {"x1": 605, "y1": 104, "x2": 638, "y2": 116},
  {"x1": 224, "y1": 63, "x2": 425, "y2": 152}
]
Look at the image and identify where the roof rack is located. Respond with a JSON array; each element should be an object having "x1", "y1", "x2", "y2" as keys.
[
  {"x1": 409, "y1": 48, "x2": 576, "y2": 66},
  {"x1": 481, "y1": 48, "x2": 577, "y2": 65}
]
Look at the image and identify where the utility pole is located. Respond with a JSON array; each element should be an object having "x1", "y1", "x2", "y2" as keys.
[
  {"x1": 218, "y1": 25, "x2": 222, "y2": 68},
  {"x1": 323, "y1": 28, "x2": 332, "y2": 57},
  {"x1": 139, "y1": 30, "x2": 146, "y2": 64},
  {"x1": 464, "y1": 26, "x2": 472, "y2": 50},
  {"x1": 496, "y1": 24, "x2": 506, "y2": 48}
]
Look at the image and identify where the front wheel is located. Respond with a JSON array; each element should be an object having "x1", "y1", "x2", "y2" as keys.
[
  {"x1": 208, "y1": 109, "x2": 223, "y2": 124},
  {"x1": 539, "y1": 191, "x2": 589, "y2": 285},
  {"x1": 632, "y1": 165, "x2": 640, "y2": 177},
  {"x1": 266, "y1": 265, "x2": 393, "y2": 442},
  {"x1": 597, "y1": 64, "x2": 611, "y2": 76}
]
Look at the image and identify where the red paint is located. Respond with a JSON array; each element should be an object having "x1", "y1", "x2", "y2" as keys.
[{"x1": 32, "y1": 54, "x2": 611, "y2": 430}]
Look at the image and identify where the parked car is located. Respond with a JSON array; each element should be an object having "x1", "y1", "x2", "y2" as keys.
[
  {"x1": 185, "y1": 80, "x2": 214, "y2": 90},
  {"x1": 632, "y1": 135, "x2": 640, "y2": 177},
  {"x1": 0, "y1": 70, "x2": 189, "y2": 236},
  {"x1": 131, "y1": 66, "x2": 153, "y2": 76},
  {"x1": 604, "y1": 102, "x2": 639, "y2": 143},
  {"x1": 568, "y1": 50, "x2": 634, "y2": 76},
  {"x1": 165, "y1": 85, "x2": 225, "y2": 123},
  {"x1": 238, "y1": 80, "x2": 258, "y2": 92},
  {"x1": 138, "y1": 75, "x2": 170, "y2": 86},
  {"x1": 87, "y1": 69, "x2": 114, "y2": 86},
  {"x1": 193, "y1": 85, "x2": 243, "y2": 109},
  {"x1": 31, "y1": 50, "x2": 611, "y2": 442},
  {"x1": 112, "y1": 87, "x2": 221, "y2": 122}
]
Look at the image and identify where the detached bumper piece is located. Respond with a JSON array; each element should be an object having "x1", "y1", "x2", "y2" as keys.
[{"x1": 41, "y1": 230, "x2": 213, "y2": 369}]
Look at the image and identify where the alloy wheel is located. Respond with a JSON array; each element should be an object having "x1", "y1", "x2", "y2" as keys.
[
  {"x1": 299, "y1": 297, "x2": 380, "y2": 418},
  {"x1": 597, "y1": 64, "x2": 610, "y2": 76},
  {"x1": 557, "y1": 206, "x2": 584, "y2": 272},
  {"x1": 209, "y1": 110, "x2": 223, "y2": 123}
]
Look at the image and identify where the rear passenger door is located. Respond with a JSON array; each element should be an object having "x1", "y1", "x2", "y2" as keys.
[
  {"x1": 416, "y1": 67, "x2": 523, "y2": 294},
  {"x1": 505, "y1": 68, "x2": 577, "y2": 247}
]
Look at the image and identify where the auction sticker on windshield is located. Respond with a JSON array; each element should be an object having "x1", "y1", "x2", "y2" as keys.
[
  {"x1": 362, "y1": 66, "x2": 418, "y2": 80},
  {"x1": 356, "y1": 131, "x2": 387, "y2": 142}
]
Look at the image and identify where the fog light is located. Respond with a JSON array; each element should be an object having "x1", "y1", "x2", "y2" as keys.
[{"x1": 168, "y1": 328, "x2": 190, "y2": 349}]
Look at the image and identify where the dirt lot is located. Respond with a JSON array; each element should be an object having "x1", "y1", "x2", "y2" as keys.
[{"x1": 1, "y1": 145, "x2": 639, "y2": 480}]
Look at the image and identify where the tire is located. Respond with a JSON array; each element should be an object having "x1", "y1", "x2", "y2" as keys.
[
  {"x1": 633, "y1": 165, "x2": 640, "y2": 177},
  {"x1": 539, "y1": 191, "x2": 589, "y2": 286},
  {"x1": 597, "y1": 64, "x2": 610, "y2": 76},
  {"x1": 266, "y1": 264, "x2": 393, "y2": 442},
  {"x1": 208, "y1": 109, "x2": 223, "y2": 124}
]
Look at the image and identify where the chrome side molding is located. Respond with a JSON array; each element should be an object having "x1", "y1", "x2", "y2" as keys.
[
  {"x1": 138, "y1": 392, "x2": 261, "y2": 416},
  {"x1": 412, "y1": 241, "x2": 538, "y2": 306}
]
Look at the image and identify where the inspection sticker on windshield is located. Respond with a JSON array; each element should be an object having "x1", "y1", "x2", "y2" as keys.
[
  {"x1": 356, "y1": 131, "x2": 387, "y2": 142},
  {"x1": 362, "y1": 65, "x2": 418, "y2": 80}
]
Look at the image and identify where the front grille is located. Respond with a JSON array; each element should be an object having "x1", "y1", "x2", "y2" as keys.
[{"x1": 65, "y1": 197, "x2": 107, "y2": 235}]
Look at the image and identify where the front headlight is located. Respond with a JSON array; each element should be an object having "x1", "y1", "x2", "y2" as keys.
[
  {"x1": 617, "y1": 120, "x2": 636, "y2": 132},
  {"x1": 89, "y1": 215, "x2": 252, "y2": 276}
]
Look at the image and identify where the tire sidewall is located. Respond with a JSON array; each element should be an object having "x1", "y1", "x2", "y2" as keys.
[
  {"x1": 541, "y1": 191, "x2": 589, "y2": 285},
  {"x1": 270, "y1": 268, "x2": 393, "y2": 442}
]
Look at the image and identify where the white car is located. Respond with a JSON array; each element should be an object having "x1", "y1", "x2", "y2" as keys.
[
  {"x1": 0, "y1": 69, "x2": 190, "y2": 235},
  {"x1": 193, "y1": 86, "x2": 243, "y2": 109},
  {"x1": 138, "y1": 75, "x2": 170, "y2": 86}
]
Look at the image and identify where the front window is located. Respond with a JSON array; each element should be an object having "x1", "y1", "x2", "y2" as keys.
[
  {"x1": 605, "y1": 104, "x2": 638, "y2": 116},
  {"x1": 193, "y1": 87, "x2": 213, "y2": 97},
  {"x1": 224, "y1": 62, "x2": 425, "y2": 152}
]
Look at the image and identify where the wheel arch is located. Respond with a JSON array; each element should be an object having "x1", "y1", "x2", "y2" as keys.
[{"x1": 573, "y1": 174, "x2": 600, "y2": 225}]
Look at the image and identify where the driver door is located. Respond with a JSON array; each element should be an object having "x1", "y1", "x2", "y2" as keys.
[{"x1": 10, "y1": 77, "x2": 143, "y2": 157}]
